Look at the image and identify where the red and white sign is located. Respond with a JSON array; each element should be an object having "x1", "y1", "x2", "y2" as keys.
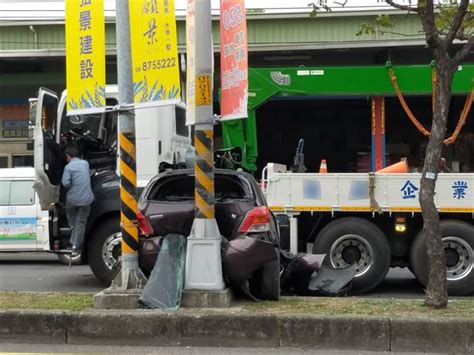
[{"x1": 219, "y1": 0, "x2": 248, "y2": 121}]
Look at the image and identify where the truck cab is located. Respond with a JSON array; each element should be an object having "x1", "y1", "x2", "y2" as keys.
[
  {"x1": 33, "y1": 87, "x2": 193, "y2": 209},
  {"x1": 31, "y1": 87, "x2": 193, "y2": 282}
]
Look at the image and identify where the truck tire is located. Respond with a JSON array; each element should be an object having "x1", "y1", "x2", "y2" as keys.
[
  {"x1": 410, "y1": 220, "x2": 474, "y2": 296},
  {"x1": 88, "y1": 217, "x2": 122, "y2": 284},
  {"x1": 313, "y1": 217, "x2": 391, "y2": 294},
  {"x1": 57, "y1": 252, "x2": 83, "y2": 266},
  {"x1": 258, "y1": 247, "x2": 281, "y2": 301}
]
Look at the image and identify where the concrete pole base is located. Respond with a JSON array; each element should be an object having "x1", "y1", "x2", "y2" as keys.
[
  {"x1": 181, "y1": 288, "x2": 233, "y2": 308},
  {"x1": 103, "y1": 254, "x2": 147, "y2": 294},
  {"x1": 185, "y1": 218, "x2": 225, "y2": 291}
]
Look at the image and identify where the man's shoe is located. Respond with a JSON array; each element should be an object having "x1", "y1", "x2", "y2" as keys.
[{"x1": 71, "y1": 247, "x2": 81, "y2": 257}]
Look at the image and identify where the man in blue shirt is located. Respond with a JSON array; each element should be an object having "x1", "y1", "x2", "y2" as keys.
[{"x1": 61, "y1": 146, "x2": 94, "y2": 254}]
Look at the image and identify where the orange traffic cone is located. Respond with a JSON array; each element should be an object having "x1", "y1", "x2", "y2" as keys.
[
  {"x1": 376, "y1": 159, "x2": 408, "y2": 174},
  {"x1": 319, "y1": 159, "x2": 328, "y2": 173}
]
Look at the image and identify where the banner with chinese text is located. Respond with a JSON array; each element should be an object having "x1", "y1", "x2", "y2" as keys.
[
  {"x1": 219, "y1": 0, "x2": 248, "y2": 121},
  {"x1": 65, "y1": 0, "x2": 106, "y2": 115},
  {"x1": 129, "y1": 0, "x2": 181, "y2": 108}
]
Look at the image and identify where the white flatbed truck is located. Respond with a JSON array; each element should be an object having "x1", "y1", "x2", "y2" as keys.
[{"x1": 262, "y1": 163, "x2": 474, "y2": 294}]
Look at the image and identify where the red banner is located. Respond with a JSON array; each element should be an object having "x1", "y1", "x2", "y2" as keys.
[{"x1": 219, "y1": 0, "x2": 248, "y2": 121}]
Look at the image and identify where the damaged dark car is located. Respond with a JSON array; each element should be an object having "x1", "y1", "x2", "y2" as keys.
[
  {"x1": 137, "y1": 169, "x2": 356, "y2": 301},
  {"x1": 137, "y1": 169, "x2": 282, "y2": 300}
]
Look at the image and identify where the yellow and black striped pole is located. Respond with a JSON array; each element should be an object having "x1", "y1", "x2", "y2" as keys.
[
  {"x1": 119, "y1": 131, "x2": 139, "y2": 256},
  {"x1": 194, "y1": 127, "x2": 215, "y2": 219},
  {"x1": 109, "y1": 0, "x2": 146, "y2": 290}
]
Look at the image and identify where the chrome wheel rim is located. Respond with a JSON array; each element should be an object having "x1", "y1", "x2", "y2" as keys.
[
  {"x1": 102, "y1": 232, "x2": 122, "y2": 270},
  {"x1": 444, "y1": 236, "x2": 473, "y2": 281},
  {"x1": 329, "y1": 234, "x2": 374, "y2": 277}
]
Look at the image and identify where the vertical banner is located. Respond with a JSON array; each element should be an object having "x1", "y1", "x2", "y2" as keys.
[
  {"x1": 186, "y1": 0, "x2": 214, "y2": 125},
  {"x1": 219, "y1": 0, "x2": 248, "y2": 121},
  {"x1": 129, "y1": 0, "x2": 181, "y2": 107},
  {"x1": 65, "y1": 0, "x2": 106, "y2": 115}
]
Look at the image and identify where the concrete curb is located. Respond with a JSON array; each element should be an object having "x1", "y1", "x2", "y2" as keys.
[{"x1": 1, "y1": 310, "x2": 474, "y2": 352}]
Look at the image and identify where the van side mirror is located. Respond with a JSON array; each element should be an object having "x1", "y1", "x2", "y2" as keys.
[
  {"x1": 28, "y1": 98, "x2": 37, "y2": 125},
  {"x1": 28, "y1": 98, "x2": 37, "y2": 140}
]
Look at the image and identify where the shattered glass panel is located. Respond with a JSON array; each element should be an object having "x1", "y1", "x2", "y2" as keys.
[{"x1": 139, "y1": 234, "x2": 187, "y2": 310}]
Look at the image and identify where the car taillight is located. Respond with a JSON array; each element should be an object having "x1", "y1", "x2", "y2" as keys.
[
  {"x1": 239, "y1": 206, "x2": 271, "y2": 233},
  {"x1": 137, "y1": 210, "x2": 153, "y2": 236}
]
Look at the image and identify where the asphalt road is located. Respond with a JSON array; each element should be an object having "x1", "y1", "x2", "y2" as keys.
[{"x1": 0, "y1": 252, "x2": 424, "y2": 297}]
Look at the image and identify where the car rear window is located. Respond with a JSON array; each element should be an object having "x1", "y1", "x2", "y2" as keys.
[{"x1": 148, "y1": 174, "x2": 252, "y2": 202}]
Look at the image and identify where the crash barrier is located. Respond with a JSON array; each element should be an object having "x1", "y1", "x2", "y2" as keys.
[{"x1": 2, "y1": 310, "x2": 474, "y2": 352}]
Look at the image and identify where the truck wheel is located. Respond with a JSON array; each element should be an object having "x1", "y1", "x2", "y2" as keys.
[
  {"x1": 88, "y1": 217, "x2": 122, "y2": 284},
  {"x1": 410, "y1": 220, "x2": 474, "y2": 296},
  {"x1": 57, "y1": 252, "x2": 83, "y2": 266},
  {"x1": 313, "y1": 217, "x2": 391, "y2": 294},
  {"x1": 258, "y1": 247, "x2": 281, "y2": 301}
]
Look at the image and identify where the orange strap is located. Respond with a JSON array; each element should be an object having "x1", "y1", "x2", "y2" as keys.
[
  {"x1": 388, "y1": 67, "x2": 431, "y2": 136},
  {"x1": 388, "y1": 67, "x2": 473, "y2": 144},
  {"x1": 444, "y1": 89, "x2": 473, "y2": 145}
]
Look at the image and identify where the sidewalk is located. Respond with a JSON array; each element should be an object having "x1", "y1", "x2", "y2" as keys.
[{"x1": 1, "y1": 306, "x2": 474, "y2": 352}]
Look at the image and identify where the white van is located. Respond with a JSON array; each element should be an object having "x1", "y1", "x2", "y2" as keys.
[{"x1": 0, "y1": 168, "x2": 49, "y2": 252}]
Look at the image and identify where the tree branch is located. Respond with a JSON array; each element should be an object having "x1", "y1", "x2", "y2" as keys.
[
  {"x1": 445, "y1": 0, "x2": 470, "y2": 45},
  {"x1": 418, "y1": 0, "x2": 442, "y2": 50},
  {"x1": 384, "y1": 0, "x2": 419, "y2": 12},
  {"x1": 452, "y1": 36, "x2": 474, "y2": 66}
]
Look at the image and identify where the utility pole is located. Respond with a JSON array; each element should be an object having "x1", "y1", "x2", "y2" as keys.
[
  {"x1": 108, "y1": 0, "x2": 146, "y2": 291},
  {"x1": 185, "y1": 0, "x2": 225, "y2": 291}
]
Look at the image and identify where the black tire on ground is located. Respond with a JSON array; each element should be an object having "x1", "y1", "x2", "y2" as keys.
[
  {"x1": 88, "y1": 217, "x2": 122, "y2": 284},
  {"x1": 410, "y1": 220, "x2": 474, "y2": 296},
  {"x1": 258, "y1": 247, "x2": 281, "y2": 301},
  {"x1": 312, "y1": 217, "x2": 391, "y2": 294},
  {"x1": 57, "y1": 252, "x2": 83, "y2": 266}
]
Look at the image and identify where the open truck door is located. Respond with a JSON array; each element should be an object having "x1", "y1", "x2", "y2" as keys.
[{"x1": 32, "y1": 88, "x2": 63, "y2": 210}]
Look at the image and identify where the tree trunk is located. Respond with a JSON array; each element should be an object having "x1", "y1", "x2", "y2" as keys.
[{"x1": 419, "y1": 61, "x2": 454, "y2": 308}]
